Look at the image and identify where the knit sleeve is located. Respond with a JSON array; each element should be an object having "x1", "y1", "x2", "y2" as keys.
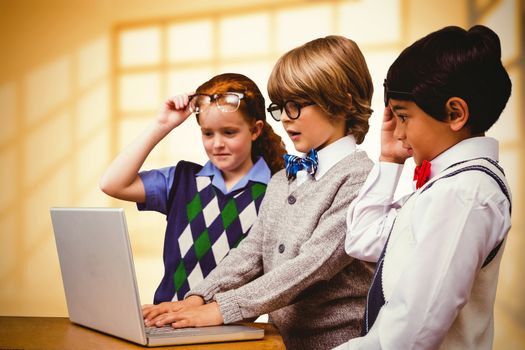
[
  {"x1": 184, "y1": 187, "x2": 269, "y2": 302},
  {"x1": 216, "y1": 173, "x2": 367, "y2": 323}
]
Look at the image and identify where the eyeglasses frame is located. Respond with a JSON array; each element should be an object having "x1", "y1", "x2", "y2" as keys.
[
  {"x1": 266, "y1": 100, "x2": 315, "y2": 121},
  {"x1": 188, "y1": 92, "x2": 245, "y2": 114}
]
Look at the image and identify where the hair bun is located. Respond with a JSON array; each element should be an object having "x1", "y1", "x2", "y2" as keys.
[{"x1": 468, "y1": 25, "x2": 502, "y2": 60}]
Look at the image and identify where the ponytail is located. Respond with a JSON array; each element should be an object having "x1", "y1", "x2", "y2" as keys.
[{"x1": 252, "y1": 121, "x2": 286, "y2": 175}]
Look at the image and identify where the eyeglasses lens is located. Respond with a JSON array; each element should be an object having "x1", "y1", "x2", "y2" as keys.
[
  {"x1": 217, "y1": 93, "x2": 240, "y2": 112},
  {"x1": 189, "y1": 95, "x2": 211, "y2": 113},
  {"x1": 267, "y1": 104, "x2": 283, "y2": 121},
  {"x1": 284, "y1": 101, "x2": 299, "y2": 119}
]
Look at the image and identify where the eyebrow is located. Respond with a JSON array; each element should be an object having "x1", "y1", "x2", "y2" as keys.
[
  {"x1": 391, "y1": 105, "x2": 408, "y2": 112},
  {"x1": 200, "y1": 125, "x2": 241, "y2": 131}
]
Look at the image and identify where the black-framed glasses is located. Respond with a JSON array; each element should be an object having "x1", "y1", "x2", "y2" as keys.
[
  {"x1": 188, "y1": 92, "x2": 244, "y2": 114},
  {"x1": 383, "y1": 79, "x2": 414, "y2": 107},
  {"x1": 266, "y1": 101, "x2": 315, "y2": 121}
]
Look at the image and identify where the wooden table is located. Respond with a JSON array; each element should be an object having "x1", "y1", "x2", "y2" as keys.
[{"x1": 0, "y1": 317, "x2": 285, "y2": 349}]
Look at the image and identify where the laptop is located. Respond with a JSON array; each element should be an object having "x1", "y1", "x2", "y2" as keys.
[{"x1": 50, "y1": 207, "x2": 264, "y2": 347}]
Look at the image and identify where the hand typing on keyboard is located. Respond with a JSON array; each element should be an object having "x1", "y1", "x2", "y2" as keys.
[
  {"x1": 143, "y1": 295, "x2": 204, "y2": 327},
  {"x1": 144, "y1": 301, "x2": 224, "y2": 329}
]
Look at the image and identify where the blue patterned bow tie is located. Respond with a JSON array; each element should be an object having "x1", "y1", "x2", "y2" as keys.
[{"x1": 284, "y1": 148, "x2": 319, "y2": 180}]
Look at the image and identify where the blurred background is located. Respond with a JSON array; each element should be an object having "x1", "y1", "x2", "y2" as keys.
[{"x1": 0, "y1": 0, "x2": 523, "y2": 348}]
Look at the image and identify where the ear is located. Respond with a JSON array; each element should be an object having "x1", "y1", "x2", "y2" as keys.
[
  {"x1": 251, "y1": 120, "x2": 264, "y2": 141},
  {"x1": 445, "y1": 97, "x2": 469, "y2": 131}
]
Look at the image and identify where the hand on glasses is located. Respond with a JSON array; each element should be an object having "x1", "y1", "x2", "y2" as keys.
[
  {"x1": 157, "y1": 93, "x2": 195, "y2": 132},
  {"x1": 157, "y1": 92, "x2": 245, "y2": 132}
]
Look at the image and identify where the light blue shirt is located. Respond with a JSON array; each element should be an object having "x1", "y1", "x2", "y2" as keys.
[{"x1": 196, "y1": 157, "x2": 271, "y2": 194}]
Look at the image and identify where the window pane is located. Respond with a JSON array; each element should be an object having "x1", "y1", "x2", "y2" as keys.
[
  {"x1": 499, "y1": 149, "x2": 519, "y2": 198},
  {"x1": 218, "y1": 61, "x2": 272, "y2": 98},
  {"x1": 77, "y1": 36, "x2": 109, "y2": 89},
  {"x1": 276, "y1": 5, "x2": 332, "y2": 53},
  {"x1": 480, "y1": 0, "x2": 518, "y2": 62},
  {"x1": 167, "y1": 20, "x2": 213, "y2": 62},
  {"x1": 0, "y1": 82, "x2": 17, "y2": 144},
  {"x1": 167, "y1": 68, "x2": 214, "y2": 95},
  {"x1": 24, "y1": 111, "x2": 72, "y2": 187},
  {"x1": 119, "y1": 117, "x2": 164, "y2": 162},
  {"x1": 75, "y1": 129, "x2": 109, "y2": 190},
  {"x1": 119, "y1": 27, "x2": 161, "y2": 67},
  {"x1": 76, "y1": 83, "x2": 110, "y2": 141},
  {"x1": 487, "y1": 68, "x2": 519, "y2": 143},
  {"x1": 219, "y1": 13, "x2": 270, "y2": 58},
  {"x1": 119, "y1": 73, "x2": 161, "y2": 111},
  {"x1": 0, "y1": 148, "x2": 16, "y2": 211},
  {"x1": 475, "y1": 0, "x2": 493, "y2": 10},
  {"x1": 337, "y1": 0, "x2": 401, "y2": 44},
  {"x1": 25, "y1": 56, "x2": 71, "y2": 126}
]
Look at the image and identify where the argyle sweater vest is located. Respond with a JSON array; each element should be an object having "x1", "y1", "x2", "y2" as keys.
[
  {"x1": 153, "y1": 161, "x2": 267, "y2": 304},
  {"x1": 363, "y1": 158, "x2": 511, "y2": 349}
]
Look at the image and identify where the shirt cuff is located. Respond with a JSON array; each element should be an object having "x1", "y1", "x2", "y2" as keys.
[
  {"x1": 215, "y1": 290, "x2": 243, "y2": 324},
  {"x1": 373, "y1": 162, "x2": 404, "y2": 194},
  {"x1": 136, "y1": 172, "x2": 164, "y2": 212}
]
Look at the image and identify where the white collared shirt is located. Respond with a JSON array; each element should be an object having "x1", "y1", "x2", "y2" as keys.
[
  {"x1": 296, "y1": 135, "x2": 357, "y2": 186},
  {"x1": 338, "y1": 137, "x2": 512, "y2": 349}
]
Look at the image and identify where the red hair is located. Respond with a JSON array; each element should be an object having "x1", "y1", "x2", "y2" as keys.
[{"x1": 196, "y1": 73, "x2": 286, "y2": 174}]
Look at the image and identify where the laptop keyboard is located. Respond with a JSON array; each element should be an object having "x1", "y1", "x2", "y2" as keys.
[{"x1": 146, "y1": 326, "x2": 205, "y2": 337}]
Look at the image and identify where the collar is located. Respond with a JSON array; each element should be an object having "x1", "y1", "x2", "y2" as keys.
[
  {"x1": 428, "y1": 137, "x2": 499, "y2": 180},
  {"x1": 196, "y1": 156, "x2": 271, "y2": 195},
  {"x1": 296, "y1": 135, "x2": 357, "y2": 183}
]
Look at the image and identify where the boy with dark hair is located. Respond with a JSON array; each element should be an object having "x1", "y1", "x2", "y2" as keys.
[{"x1": 338, "y1": 25, "x2": 512, "y2": 349}]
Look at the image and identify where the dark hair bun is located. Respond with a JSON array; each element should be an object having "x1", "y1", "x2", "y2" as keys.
[
  {"x1": 386, "y1": 25, "x2": 511, "y2": 134},
  {"x1": 467, "y1": 25, "x2": 502, "y2": 60}
]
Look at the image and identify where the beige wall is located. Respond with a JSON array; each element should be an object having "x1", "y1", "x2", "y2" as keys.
[{"x1": 0, "y1": 0, "x2": 523, "y2": 348}]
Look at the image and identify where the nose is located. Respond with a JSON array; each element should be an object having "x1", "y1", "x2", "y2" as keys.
[
  {"x1": 280, "y1": 111, "x2": 292, "y2": 123},
  {"x1": 213, "y1": 134, "x2": 225, "y2": 148}
]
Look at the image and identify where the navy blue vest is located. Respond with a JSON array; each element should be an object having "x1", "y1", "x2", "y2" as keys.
[{"x1": 153, "y1": 161, "x2": 267, "y2": 304}]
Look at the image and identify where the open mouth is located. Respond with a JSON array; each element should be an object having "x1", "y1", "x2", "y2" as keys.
[{"x1": 287, "y1": 130, "x2": 301, "y2": 137}]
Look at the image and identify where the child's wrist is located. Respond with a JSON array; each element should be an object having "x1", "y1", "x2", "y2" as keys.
[
  {"x1": 150, "y1": 120, "x2": 174, "y2": 136},
  {"x1": 185, "y1": 295, "x2": 205, "y2": 306}
]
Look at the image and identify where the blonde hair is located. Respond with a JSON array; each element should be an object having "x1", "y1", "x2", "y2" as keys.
[{"x1": 267, "y1": 35, "x2": 373, "y2": 144}]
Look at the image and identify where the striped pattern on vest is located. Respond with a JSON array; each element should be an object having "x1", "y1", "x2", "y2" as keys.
[{"x1": 362, "y1": 157, "x2": 511, "y2": 335}]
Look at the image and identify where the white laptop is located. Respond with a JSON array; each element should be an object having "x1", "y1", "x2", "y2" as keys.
[{"x1": 50, "y1": 207, "x2": 264, "y2": 347}]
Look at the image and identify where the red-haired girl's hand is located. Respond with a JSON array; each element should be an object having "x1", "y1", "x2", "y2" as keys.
[
  {"x1": 379, "y1": 107, "x2": 412, "y2": 164},
  {"x1": 156, "y1": 93, "x2": 194, "y2": 132}
]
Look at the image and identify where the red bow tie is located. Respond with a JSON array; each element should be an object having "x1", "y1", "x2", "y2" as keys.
[{"x1": 413, "y1": 160, "x2": 431, "y2": 189}]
